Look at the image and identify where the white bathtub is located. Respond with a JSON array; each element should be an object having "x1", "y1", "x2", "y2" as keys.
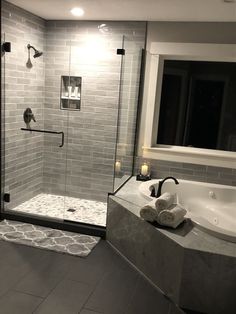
[{"x1": 139, "y1": 179, "x2": 236, "y2": 243}]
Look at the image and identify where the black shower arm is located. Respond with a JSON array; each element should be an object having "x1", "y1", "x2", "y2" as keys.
[
  {"x1": 21, "y1": 128, "x2": 64, "y2": 148},
  {"x1": 27, "y1": 44, "x2": 36, "y2": 52}
]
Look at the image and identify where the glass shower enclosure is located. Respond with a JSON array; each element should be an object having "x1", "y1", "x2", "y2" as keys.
[{"x1": 1, "y1": 1, "x2": 146, "y2": 236}]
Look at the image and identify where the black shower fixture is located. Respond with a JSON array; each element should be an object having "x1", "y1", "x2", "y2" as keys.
[{"x1": 27, "y1": 44, "x2": 43, "y2": 58}]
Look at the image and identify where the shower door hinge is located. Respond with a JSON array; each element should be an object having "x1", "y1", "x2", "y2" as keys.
[
  {"x1": 117, "y1": 48, "x2": 125, "y2": 55},
  {"x1": 2, "y1": 42, "x2": 11, "y2": 53},
  {"x1": 3, "y1": 193, "x2": 10, "y2": 203}
]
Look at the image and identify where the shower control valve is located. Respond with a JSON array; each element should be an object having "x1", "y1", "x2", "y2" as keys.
[{"x1": 23, "y1": 108, "x2": 36, "y2": 125}]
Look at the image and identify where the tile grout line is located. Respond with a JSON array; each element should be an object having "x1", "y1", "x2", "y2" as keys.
[
  {"x1": 78, "y1": 257, "x2": 122, "y2": 314},
  {"x1": 122, "y1": 273, "x2": 141, "y2": 314},
  {"x1": 11, "y1": 289, "x2": 44, "y2": 300},
  {"x1": 31, "y1": 267, "x2": 72, "y2": 314},
  {"x1": 78, "y1": 271, "x2": 109, "y2": 314}
]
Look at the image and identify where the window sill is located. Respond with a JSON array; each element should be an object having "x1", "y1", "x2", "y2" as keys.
[{"x1": 142, "y1": 146, "x2": 236, "y2": 169}]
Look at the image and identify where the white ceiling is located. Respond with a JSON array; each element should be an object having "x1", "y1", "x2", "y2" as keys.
[{"x1": 7, "y1": 0, "x2": 236, "y2": 21}]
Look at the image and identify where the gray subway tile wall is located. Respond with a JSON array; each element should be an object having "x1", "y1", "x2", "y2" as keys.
[
  {"x1": 43, "y1": 21, "x2": 146, "y2": 202},
  {"x1": 2, "y1": 1, "x2": 45, "y2": 209},
  {"x1": 2, "y1": 0, "x2": 146, "y2": 209},
  {"x1": 135, "y1": 157, "x2": 236, "y2": 186}
]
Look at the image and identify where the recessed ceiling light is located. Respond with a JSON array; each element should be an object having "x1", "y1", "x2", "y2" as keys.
[{"x1": 70, "y1": 7, "x2": 84, "y2": 17}]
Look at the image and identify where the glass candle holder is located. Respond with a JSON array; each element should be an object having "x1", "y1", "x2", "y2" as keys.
[
  {"x1": 136, "y1": 161, "x2": 151, "y2": 181},
  {"x1": 115, "y1": 160, "x2": 121, "y2": 173}
]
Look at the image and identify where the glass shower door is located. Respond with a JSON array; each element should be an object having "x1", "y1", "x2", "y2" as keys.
[
  {"x1": 1, "y1": 15, "x2": 70, "y2": 221},
  {"x1": 1, "y1": 11, "x2": 146, "y2": 230},
  {"x1": 1, "y1": 33, "x2": 6, "y2": 213},
  {"x1": 62, "y1": 32, "x2": 125, "y2": 227},
  {"x1": 62, "y1": 30, "x2": 145, "y2": 227},
  {"x1": 113, "y1": 36, "x2": 144, "y2": 190}
]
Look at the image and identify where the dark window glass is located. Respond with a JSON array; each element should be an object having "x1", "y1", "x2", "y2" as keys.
[{"x1": 156, "y1": 60, "x2": 236, "y2": 152}]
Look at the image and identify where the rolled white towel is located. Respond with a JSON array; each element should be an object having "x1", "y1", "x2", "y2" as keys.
[
  {"x1": 156, "y1": 192, "x2": 175, "y2": 210},
  {"x1": 140, "y1": 199, "x2": 159, "y2": 222},
  {"x1": 157, "y1": 205, "x2": 187, "y2": 228}
]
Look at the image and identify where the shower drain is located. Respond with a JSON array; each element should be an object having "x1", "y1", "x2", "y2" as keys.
[{"x1": 67, "y1": 208, "x2": 76, "y2": 212}]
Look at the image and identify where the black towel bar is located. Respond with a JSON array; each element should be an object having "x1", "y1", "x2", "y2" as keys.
[{"x1": 21, "y1": 128, "x2": 64, "y2": 147}]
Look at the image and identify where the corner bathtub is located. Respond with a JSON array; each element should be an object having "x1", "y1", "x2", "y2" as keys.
[{"x1": 139, "y1": 179, "x2": 236, "y2": 243}]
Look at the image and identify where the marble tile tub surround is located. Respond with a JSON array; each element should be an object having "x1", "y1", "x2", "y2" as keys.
[
  {"x1": 113, "y1": 177, "x2": 236, "y2": 257},
  {"x1": 107, "y1": 178, "x2": 236, "y2": 313},
  {"x1": 135, "y1": 157, "x2": 236, "y2": 186}
]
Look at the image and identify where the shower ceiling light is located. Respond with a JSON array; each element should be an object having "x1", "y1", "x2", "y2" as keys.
[{"x1": 71, "y1": 7, "x2": 84, "y2": 17}]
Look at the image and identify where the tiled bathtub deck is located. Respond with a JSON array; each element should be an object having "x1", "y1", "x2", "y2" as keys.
[{"x1": 10, "y1": 194, "x2": 107, "y2": 226}]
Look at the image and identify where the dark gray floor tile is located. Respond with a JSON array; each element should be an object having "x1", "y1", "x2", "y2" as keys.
[
  {"x1": 67, "y1": 240, "x2": 132, "y2": 287},
  {"x1": 0, "y1": 241, "x2": 44, "y2": 296},
  {"x1": 85, "y1": 262, "x2": 139, "y2": 314},
  {"x1": 0, "y1": 240, "x2": 43, "y2": 270},
  {"x1": 80, "y1": 310, "x2": 103, "y2": 314},
  {"x1": 0, "y1": 290, "x2": 42, "y2": 314},
  {"x1": 0, "y1": 265, "x2": 29, "y2": 297},
  {"x1": 34, "y1": 279, "x2": 93, "y2": 314},
  {"x1": 0, "y1": 239, "x2": 184, "y2": 314},
  {"x1": 183, "y1": 309, "x2": 205, "y2": 314},
  {"x1": 88, "y1": 241, "x2": 137, "y2": 275},
  {"x1": 84, "y1": 240, "x2": 119, "y2": 267},
  {"x1": 125, "y1": 275, "x2": 171, "y2": 314},
  {"x1": 169, "y1": 303, "x2": 186, "y2": 314},
  {"x1": 14, "y1": 249, "x2": 75, "y2": 297},
  {"x1": 66, "y1": 259, "x2": 107, "y2": 287}
]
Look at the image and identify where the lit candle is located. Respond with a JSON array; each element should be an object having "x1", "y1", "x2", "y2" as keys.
[
  {"x1": 141, "y1": 163, "x2": 149, "y2": 176},
  {"x1": 115, "y1": 161, "x2": 121, "y2": 173}
]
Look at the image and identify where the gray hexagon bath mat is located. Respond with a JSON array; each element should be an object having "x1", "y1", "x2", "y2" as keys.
[{"x1": 0, "y1": 220, "x2": 100, "y2": 257}]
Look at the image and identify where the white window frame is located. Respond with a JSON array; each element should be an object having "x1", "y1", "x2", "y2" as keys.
[{"x1": 141, "y1": 42, "x2": 236, "y2": 168}]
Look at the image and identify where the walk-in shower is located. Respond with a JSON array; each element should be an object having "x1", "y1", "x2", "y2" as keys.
[{"x1": 1, "y1": 0, "x2": 146, "y2": 235}]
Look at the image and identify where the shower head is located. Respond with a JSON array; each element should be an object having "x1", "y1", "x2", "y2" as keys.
[
  {"x1": 33, "y1": 50, "x2": 43, "y2": 58},
  {"x1": 27, "y1": 44, "x2": 43, "y2": 58}
]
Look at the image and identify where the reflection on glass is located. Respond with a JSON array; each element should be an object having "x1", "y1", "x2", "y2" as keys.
[{"x1": 157, "y1": 60, "x2": 236, "y2": 152}]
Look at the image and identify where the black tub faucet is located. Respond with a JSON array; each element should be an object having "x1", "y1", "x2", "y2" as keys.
[
  {"x1": 150, "y1": 185, "x2": 156, "y2": 197},
  {"x1": 156, "y1": 176, "x2": 179, "y2": 198}
]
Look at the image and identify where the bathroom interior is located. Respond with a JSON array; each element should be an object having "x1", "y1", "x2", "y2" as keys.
[
  {"x1": 1, "y1": 0, "x2": 236, "y2": 313},
  {"x1": 1, "y1": 0, "x2": 147, "y2": 235}
]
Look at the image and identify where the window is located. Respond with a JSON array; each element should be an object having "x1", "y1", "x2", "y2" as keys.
[
  {"x1": 156, "y1": 60, "x2": 236, "y2": 152},
  {"x1": 141, "y1": 42, "x2": 236, "y2": 168}
]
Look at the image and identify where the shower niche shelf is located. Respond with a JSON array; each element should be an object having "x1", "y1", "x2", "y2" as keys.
[{"x1": 60, "y1": 76, "x2": 82, "y2": 111}]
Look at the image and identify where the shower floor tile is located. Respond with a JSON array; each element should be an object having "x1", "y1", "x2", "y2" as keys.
[{"x1": 11, "y1": 194, "x2": 107, "y2": 227}]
